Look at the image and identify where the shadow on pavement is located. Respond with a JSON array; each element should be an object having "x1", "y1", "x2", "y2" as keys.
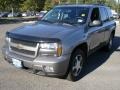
[{"x1": 81, "y1": 36, "x2": 120, "y2": 79}]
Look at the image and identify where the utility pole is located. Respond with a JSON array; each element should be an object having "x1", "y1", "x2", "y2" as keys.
[
  {"x1": 12, "y1": 7, "x2": 14, "y2": 17},
  {"x1": 76, "y1": 0, "x2": 78, "y2": 4},
  {"x1": 118, "y1": 0, "x2": 120, "y2": 13}
]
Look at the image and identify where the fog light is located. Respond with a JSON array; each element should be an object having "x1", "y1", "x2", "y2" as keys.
[{"x1": 44, "y1": 66, "x2": 54, "y2": 72}]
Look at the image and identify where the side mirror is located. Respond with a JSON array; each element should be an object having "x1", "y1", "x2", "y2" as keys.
[{"x1": 89, "y1": 20, "x2": 102, "y2": 27}]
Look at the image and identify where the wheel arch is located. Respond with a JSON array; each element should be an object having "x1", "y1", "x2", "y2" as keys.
[
  {"x1": 71, "y1": 42, "x2": 88, "y2": 58},
  {"x1": 65, "y1": 42, "x2": 88, "y2": 80},
  {"x1": 111, "y1": 30, "x2": 115, "y2": 38}
]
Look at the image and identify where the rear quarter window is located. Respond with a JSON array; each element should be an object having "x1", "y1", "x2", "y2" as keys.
[{"x1": 99, "y1": 7, "x2": 109, "y2": 22}]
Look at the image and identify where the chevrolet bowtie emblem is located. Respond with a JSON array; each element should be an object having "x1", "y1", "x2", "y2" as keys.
[{"x1": 16, "y1": 44, "x2": 23, "y2": 49}]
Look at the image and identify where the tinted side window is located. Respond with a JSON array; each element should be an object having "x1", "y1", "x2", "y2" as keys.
[
  {"x1": 100, "y1": 7, "x2": 108, "y2": 22},
  {"x1": 105, "y1": 7, "x2": 114, "y2": 20},
  {"x1": 90, "y1": 8, "x2": 100, "y2": 21}
]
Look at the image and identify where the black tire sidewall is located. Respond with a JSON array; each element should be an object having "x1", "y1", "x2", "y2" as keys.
[
  {"x1": 68, "y1": 49, "x2": 86, "y2": 81},
  {"x1": 108, "y1": 35, "x2": 113, "y2": 50},
  {"x1": 106, "y1": 35, "x2": 113, "y2": 51}
]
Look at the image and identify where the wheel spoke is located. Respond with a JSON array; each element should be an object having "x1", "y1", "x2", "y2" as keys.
[
  {"x1": 72, "y1": 55, "x2": 83, "y2": 77},
  {"x1": 109, "y1": 38, "x2": 112, "y2": 49}
]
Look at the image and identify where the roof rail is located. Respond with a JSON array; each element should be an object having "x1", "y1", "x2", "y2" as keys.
[
  {"x1": 59, "y1": 3, "x2": 81, "y2": 5},
  {"x1": 92, "y1": 3, "x2": 105, "y2": 6}
]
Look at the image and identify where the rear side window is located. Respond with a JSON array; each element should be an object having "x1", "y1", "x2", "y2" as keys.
[
  {"x1": 105, "y1": 7, "x2": 114, "y2": 20},
  {"x1": 99, "y1": 7, "x2": 109, "y2": 22}
]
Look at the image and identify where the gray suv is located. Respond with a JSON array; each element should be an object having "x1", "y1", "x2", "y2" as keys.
[{"x1": 2, "y1": 4, "x2": 116, "y2": 81}]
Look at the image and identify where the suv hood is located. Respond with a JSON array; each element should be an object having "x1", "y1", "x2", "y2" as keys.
[{"x1": 7, "y1": 23, "x2": 83, "y2": 42}]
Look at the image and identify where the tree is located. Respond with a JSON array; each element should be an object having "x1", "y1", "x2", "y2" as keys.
[
  {"x1": 44, "y1": 0, "x2": 53, "y2": 10},
  {"x1": 0, "y1": 0, "x2": 24, "y2": 11},
  {"x1": 20, "y1": 0, "x2": 46, "y2": 12},
  {"x1": 0, "y1": 0, "x2": 119, "y2": 13}
]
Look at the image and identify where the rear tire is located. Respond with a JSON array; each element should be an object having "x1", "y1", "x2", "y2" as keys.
[
  {"x1": 103, "y1": 34, "x2": 113, "y2": 51},
  {"x1": 67, "y1": 49, "x2": 86, "y2": 81}
]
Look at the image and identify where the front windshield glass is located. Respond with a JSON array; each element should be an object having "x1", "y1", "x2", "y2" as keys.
[{"x1": 41, "y1": 6, "x2": 89, "y2": 25}]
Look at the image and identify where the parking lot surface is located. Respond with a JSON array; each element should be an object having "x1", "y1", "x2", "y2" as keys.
[{"x1": 0, "y1": 23, "x2": 120, "y2": 90}]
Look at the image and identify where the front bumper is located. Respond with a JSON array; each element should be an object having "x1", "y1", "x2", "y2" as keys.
[{"x1": 2, "y1": 46, "x2": 70, "y2": 76}]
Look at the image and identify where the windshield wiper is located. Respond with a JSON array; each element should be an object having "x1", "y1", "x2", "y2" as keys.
[
  {"x1": 59, "y1": 20, "x2": 76, "y2": 26},
  {"x1": 40, "y1": 19, "x2": 76, "y2": 26}
]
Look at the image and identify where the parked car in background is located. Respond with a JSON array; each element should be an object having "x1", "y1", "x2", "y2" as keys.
[
  {"x1": 27, "y1": 11, "x2": 36, "y2": 16},
  {"x1": 0, "y1": 12, "x2": 9, "y2": 17},
  {"x1": 22, "y1": 12, "x2": 27, "y2": 17},
  {"x1": 111, "y1": 9, "x2": 119, "y2": 19},
  {"x1": 15, "y1": 12, "x2": 22, "y2": 17},
  {"x1": 8, "y1": 13, "x2": 15, "y2": 17},
  {"x1": 118, "y1": 14, "x2": 120, "y2": 19},
  {"x1": 22, "y1": 11, "x2": 37, "y2": 17},
  {"x1": 7, "y1": 12, "x2": 22, "y2": 17},
  {"x1": 35, "y1": 12, "x2": 40, "y2": 16},
  {"x1": 113, "y1": 14, "x2": 119, "y2": 19},
  {"x1": 38, "y1": 11, "x2": 47, "y2": 20}
]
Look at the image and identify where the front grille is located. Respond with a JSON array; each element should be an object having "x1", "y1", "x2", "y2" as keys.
[
  {"x1": 11, "y1": 38, "x2": 37, "y2": 47},
  {"x1": 9, "y1": 38, "x2": 39, "y2": 58},
  {"x1": 11, "y1": 46, "x2": 35, "y2": 55}
]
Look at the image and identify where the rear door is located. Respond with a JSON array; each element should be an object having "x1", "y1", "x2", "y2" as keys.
[
  {"x1": 99, "y1": 7, "x2": 115, "y2": 42},
  {"x1": 105, "y1": 7, "x2": 116, "y2": 41}
]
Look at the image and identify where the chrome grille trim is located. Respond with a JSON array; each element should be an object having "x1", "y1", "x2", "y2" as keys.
[
  {"x1": 9, "y1": 38, "x2": 39, "y2": 58},
  {"x1": 9, "y1": 42, "x2": 38, "y2": 51}
]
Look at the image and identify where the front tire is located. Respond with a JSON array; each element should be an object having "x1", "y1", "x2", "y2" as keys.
[{"x1": 67, "y1": 49, "x2": 86, "y2": 81}]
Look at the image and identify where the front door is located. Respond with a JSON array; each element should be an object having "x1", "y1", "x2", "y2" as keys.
[{"x1": 87, "y1": 7, "x2": 103, "y2": 50}]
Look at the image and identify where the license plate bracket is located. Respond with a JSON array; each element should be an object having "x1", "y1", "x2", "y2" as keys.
[{"x1": 12, "y1": 58, "x2": 22, "y2": 68}]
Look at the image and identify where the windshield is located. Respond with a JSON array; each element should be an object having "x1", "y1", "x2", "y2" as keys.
[{"x1": 41, "y1": 7, "x2": 89, "y2": 25}]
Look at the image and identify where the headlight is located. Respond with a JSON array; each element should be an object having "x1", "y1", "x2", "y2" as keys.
[
  {"x1": 40, "y1": 43, "x2": 58, "y2": 50},
  {"x1": 39, "y1": 42, "x2": 62, "y2": 57}
]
